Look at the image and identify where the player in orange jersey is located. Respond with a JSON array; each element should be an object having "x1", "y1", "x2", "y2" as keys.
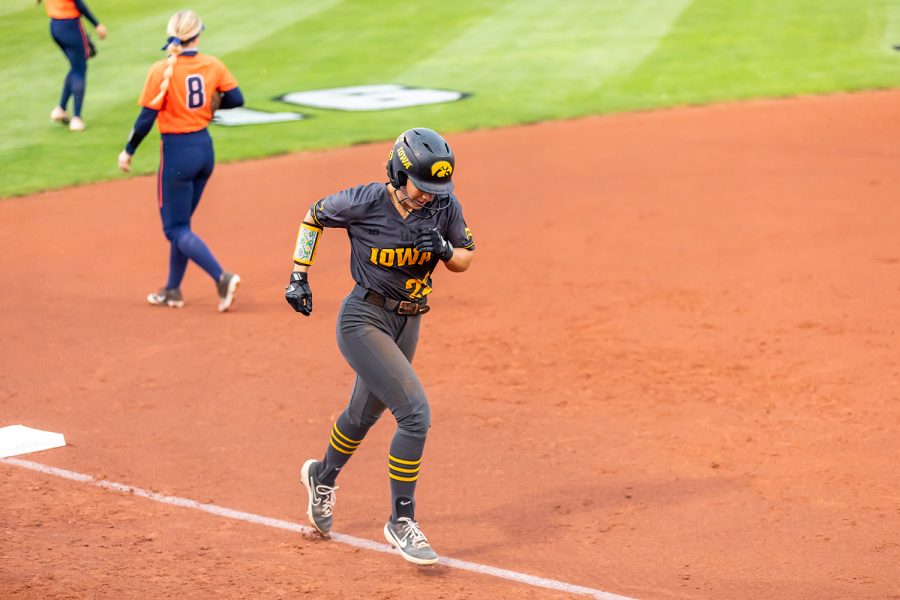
[
  {"x1": 40, "y1": 0, "x2": 107, "y2": 131},
  {"x1": 117, "y1": 10, "x2": 244, "y2": 312}
]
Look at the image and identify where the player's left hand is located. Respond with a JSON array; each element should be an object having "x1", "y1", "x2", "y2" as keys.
[
  {"x1": 415, "y1": 228, "x2": 453, "y2": 261},
  {"x1": 118, "y1": 150, "x2": 132, "y2": 172},
  {"x1": 96, "y1": 24, "x2": 107, "y2": 40}
]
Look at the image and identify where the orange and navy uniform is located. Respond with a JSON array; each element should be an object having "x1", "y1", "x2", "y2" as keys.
[
  {"x1": 123, "y1": 49, "x2": 243, "y2": 291},
  {"x1": 43, "y1": 0, "x2": 98, "y2": 24},
  {"x1": 138, "y1": 54, "x2": 238, "y2": 134},
  {"x1": 46, "y1": 0, "x2": 100, "y2": 117}
]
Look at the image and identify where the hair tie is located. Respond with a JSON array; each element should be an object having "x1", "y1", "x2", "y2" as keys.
[{"x1": 160, "y1": 36, "x2": 182, "y2": 50}]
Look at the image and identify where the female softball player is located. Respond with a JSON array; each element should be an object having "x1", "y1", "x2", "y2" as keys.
[
  {"x1": 285, "y1": 128, "x2": 476, "y2": 565},
  {"x1": 118, "y1": 10, "x2": 243, "y2": 312},
  {"x1": 41, "y1": 0, "x2": 107, "y2": 131}
]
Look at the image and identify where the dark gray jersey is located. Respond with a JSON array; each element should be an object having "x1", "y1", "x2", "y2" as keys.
[{"x1": 310, "y1": 182, "x2": 475, "y2": 302}]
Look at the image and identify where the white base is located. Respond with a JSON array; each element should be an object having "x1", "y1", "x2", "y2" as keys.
[{"x1": 0, "y1": 425, "x2": 66, "y2": 458}]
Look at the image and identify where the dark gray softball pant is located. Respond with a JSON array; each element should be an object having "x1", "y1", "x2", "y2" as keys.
[{"x1": 336, "y1": 285, "x2": 430, "y2": 438}]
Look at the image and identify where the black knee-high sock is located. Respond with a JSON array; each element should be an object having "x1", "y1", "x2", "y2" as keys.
[
  {"x1": 318, "y1": 411, "x2": 369, "y2": 486},
  {"x1": 389, "y1": 430, "x2": 426, "y2": 521}
]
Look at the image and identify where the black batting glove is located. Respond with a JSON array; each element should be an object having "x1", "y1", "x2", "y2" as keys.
[
  {"x1": 285, "y1": 271, "x2": 313, "y2": 316},
  {"x1": 414, "y1": 228, "x2": 453, "y2": 262}
]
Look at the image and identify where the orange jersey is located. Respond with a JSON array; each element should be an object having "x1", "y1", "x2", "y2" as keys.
[
  {"x1": 139, "y1": 53, "x2": 238, "y2": 134},
  {"x1": 44, "y1": 0, "x2": 81, "y2": 19}
]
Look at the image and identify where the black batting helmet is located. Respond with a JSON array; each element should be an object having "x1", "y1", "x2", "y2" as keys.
[{"x1": 386, "y1": 128, "x2": 455, "y2": 195}]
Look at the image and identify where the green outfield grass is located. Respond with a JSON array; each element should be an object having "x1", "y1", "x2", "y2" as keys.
[{"x1": 2, "y1": 0, "x2": 899, "y2": 197}]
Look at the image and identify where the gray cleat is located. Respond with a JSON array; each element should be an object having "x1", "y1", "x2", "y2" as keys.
[
  {"x1": 301, "y1": 459, "x2": 336, "y2": 535},
  {"x1": 147, "y1": 287, "x2": 184, "y2": 308},
  {"x1": 383, "y1": 517, "x2": 438, "y2": 565},
  {"x1": 216, "y1": 272, "x2": 241, "y2": 312}
]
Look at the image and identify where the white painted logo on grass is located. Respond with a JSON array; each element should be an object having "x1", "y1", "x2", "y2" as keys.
[
  {"x1": 213, "y1": 107, "x2": 305, "y2": 127},
  {"x1": 279, "y1": 85, "x2": 465, "y2": 111}
]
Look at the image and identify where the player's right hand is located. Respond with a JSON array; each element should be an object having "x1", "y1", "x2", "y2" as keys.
[
  {"x1": 285, "y1": 271, "x2": 312, "y2": 316},
  {"x1": 118, "y1": 150, "x2": 132, "y2": 172},
  {"x1": 96, "y1": 24, "x2": 108, "y2": 40},
  {"x1": 415, "y1": 228, "x2": 453, "y2": 261}
]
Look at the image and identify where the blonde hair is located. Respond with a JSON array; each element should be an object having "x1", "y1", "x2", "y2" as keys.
[{"x1": 148, "y1": 10, "x2": 204, "y2": 108}]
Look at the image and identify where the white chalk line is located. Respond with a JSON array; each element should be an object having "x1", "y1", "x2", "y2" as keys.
[{"x1": 2, "y1": 457, "x2": 635, "y2": 600}]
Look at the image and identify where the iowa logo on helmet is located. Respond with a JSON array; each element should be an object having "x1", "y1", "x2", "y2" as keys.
[{"x1": 430, "y1": 161, "x2": 453, "y2": 178}]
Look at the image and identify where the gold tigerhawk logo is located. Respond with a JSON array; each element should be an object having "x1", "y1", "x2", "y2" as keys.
[{"x1": 431, "y1": 161, "x2": 452, "y2": 178}]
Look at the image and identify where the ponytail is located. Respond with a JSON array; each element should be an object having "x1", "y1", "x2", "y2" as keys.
[
  {"x1": 149, "y1": 10, "x2": 203, "y2": 108},
  {"x1": 148, "y1": 43, "x2": 183, "y2": 108}
]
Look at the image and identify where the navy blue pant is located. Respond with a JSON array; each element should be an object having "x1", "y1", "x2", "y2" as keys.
[
  {"x1": 158, "y1": 130, "x2": 223, "y2": 290},
  {"x1": 50, "y1": 18, "x2": 89, "y2": 117}
]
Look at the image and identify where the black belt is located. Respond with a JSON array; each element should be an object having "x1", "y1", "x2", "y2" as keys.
[{"x1": 363, "y1": 290, "x2": 430, "y2": 316}]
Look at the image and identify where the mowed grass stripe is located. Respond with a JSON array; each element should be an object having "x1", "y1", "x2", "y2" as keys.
[
  {"x1": 393, "y1": 0, "x2": 693, "y2": 123},
  {"x1": 612, "y1": 0, "x2": 900, "y2": 110},
  {"x1": 398, "y1": 1, "x2": 693, "y2": 87},
  {"x1": 880, "y1": 2, "x2": 900, "y2": 57}
]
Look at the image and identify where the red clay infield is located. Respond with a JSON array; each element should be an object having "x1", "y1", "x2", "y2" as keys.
[{"x1": 2, "y1": 90, "x2": 900, "y2": 600}]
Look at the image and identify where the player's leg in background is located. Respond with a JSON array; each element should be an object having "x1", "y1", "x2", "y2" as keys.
[
  {"x1": 160, "y1": 177, "x2": 195, "y2": 291},
  {"x1": 70, "y1": 21, "x2": 91, "y2": 118},
  {"x1": 165, "y1": 232, "x2": 191, "y2": 291},
  {"x1": 159, "y1": 136, "x2": 222, "y2": 288},
  {"x1": 51, "y1": 20, "x2": 87, "y2": 118},
  {"x1": 49, "y1": 20, "x2": 77, "y2": 115}
]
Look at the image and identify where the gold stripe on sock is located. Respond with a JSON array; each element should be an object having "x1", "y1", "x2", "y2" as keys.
[
  {"x1": 330, "y1": 435, "x2": 358, "y2": 454},
  {"x1": 388, "y1": 454, "x2": 422, "y2": 466},
  {"x1": 333, "y1": 424, "x2": 362, "y2": 446},
  {"x1": 389, "y1": 464, "x2": 419, "y2": 474},
  {"x1": 329, "y1": 438, "x2": 354, "y2": 455}
]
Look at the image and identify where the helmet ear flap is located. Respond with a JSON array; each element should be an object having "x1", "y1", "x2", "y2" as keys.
[{"x1": 387, "y1": 152, "x2": 407, "y2": 189}]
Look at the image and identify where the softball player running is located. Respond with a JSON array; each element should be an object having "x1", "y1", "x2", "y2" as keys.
[
  {"x1": 118, "y1": 10, "x2": 243, "y2": 312},
  {"x1": 41, "y1": 0, "x2": 107, "y2": 131},
  {"x1": 285, "y1": 128, "x2": 476, "y2": 565}
]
